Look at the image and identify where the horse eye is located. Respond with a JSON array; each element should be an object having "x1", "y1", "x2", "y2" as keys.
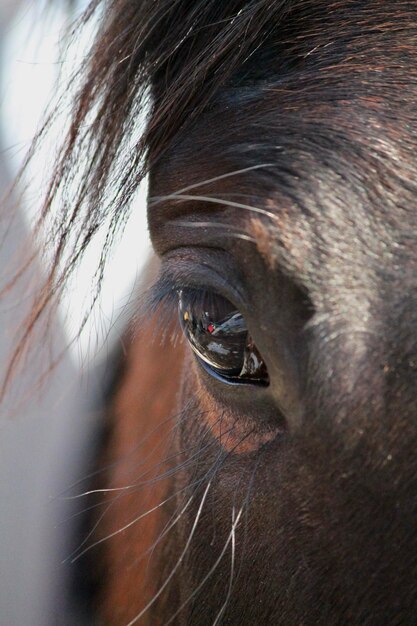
[{"x1": 178, "y1": 289, "x2": 269, "y2": 386}]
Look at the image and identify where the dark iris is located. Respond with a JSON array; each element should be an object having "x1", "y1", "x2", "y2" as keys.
[{"x1": 178, "y1": 289, "x2": 269, "y2": 386}]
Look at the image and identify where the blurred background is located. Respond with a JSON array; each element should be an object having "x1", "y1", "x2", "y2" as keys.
[
  {"x1": 0, "y1": 1, "x2": 150, "y2": 623},
  {"x1": 3, "y1": 0, "x2": 150, "y2": 364}
]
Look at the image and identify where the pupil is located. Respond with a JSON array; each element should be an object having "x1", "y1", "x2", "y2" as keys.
[
  {"x1": 179, "y1": 290, "x2": 247, "y2": 374},
  {"x1": 178, "y1": 289, "x2": 269, "y2": 385}
]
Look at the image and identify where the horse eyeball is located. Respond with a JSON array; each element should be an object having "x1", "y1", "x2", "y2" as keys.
[{"x1": 178, "y1": 289, "x2": 269, "y2": 386}]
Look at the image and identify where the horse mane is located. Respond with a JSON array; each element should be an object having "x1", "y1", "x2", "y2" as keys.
[{"x1": 43, "y1": 0, "x2": 295, "y2": 276}]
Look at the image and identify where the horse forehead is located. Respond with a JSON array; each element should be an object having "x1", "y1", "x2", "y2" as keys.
[
  {"x1": 151, "y1": 118, "x2": 414, "y2": 291},
  {"x1": 150, "y1": 49, "x2": 417, "y2": 291},
  {"x1": 150, "y1": 0, "x2": 417, "y2": 213}
]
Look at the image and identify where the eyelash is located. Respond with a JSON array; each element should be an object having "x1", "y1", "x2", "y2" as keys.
[
  {"x1": 141, "y1": 263, "x2": 241, "y2": 323},
  {"x1": 138, "y1": 273, "x2": 211, "y2": 342},
  {"x1": 138, "y1": 271, "x2": 243, "y2": 361}
]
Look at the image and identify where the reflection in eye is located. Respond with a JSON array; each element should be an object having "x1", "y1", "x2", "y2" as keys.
[{"x1": 178, "y1": 289, "x2": 269, "y2": 386}]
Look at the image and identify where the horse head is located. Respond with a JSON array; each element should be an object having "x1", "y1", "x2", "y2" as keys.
[{"x1": 37, "y1": 1, "x2": 417, "y2": 623}]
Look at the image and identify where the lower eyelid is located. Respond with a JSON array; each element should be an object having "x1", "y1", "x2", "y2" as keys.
[
  {"x1": 197, "y1": 355, "x2": 266, "y2": 387},
  {"x1": 188, "y1": 357, "x2": 284, "y2": 454}
]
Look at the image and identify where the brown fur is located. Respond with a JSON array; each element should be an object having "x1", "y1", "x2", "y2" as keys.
[{"x1": 96, "y1": 299, "x2": 184, "y2": 625}]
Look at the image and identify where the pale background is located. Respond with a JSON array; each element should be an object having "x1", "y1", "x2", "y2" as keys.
[
  {"x1": 3, "y1": 0, "x2": 151, "y2": 366},
  {"x1": 0, "y1": 2, "x2": 150, "y2": 624}
]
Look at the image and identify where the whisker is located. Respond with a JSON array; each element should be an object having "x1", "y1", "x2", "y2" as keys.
[
  {"x1": 63, "y1": 497, "x2": 113, "y2": 564},
  {"x1": 150, "y1": 192, "x2": 279, "y2": 222},
  {"x1": 124, "y1": 480, "x2": 213, "y2": 626},
  {"x1": 162, "y1": 506, "x2": 244, "y2": 626},
  {"x1": 139, "y1": 412, "x2": 235, "y2": 578},
  {"x1": 53, "y1": 407, "x2": 185, "y2": 497},
  {"x1": 211, "y1": 506, "x2": 238, "y2": 626},
  {"x1": 58, "y1": 405, "x2": 197, "y2": 517},
  {"x1": 161, "y1": 163, "x2": 273, "y2": 196},
  {"x1": 160, "y1": 428, "x2": 258, "y2": 624},
  {"x1": 65, "y1": 440, "x2": 214, "y2": 563},
  {"x1": 173, "y1": 220, "x2": 256, "y2": 243},
  {"x1": 57, "y1": 496, "x2": 113, "y2": 527},
  {"x1": 57, "y1": 403, "x2": 214, "y2": 500},
  {"x1": 61, "y1": 485, "x2": 138, "y2": 499},
  {"x1": 235, "y1": 457, "x2": 262, "y2": 585},
  {"x1": 69, "y1": 485, "x2": 195, "y2": 564},
  {"x1": 66, "y1": 415, "x2": 230, "y2": 563}
]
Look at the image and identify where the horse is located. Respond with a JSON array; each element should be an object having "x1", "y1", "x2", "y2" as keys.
[{"x1": 12, "y1": 0, "x2": 417, "y2": 624}]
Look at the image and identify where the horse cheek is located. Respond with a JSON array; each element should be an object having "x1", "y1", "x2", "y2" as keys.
[{"x1": 95, "y1": 312, "x2": 185, "y2": 625}]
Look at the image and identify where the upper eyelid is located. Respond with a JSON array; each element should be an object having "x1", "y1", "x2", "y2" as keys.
[
  {"x1": 155, "y1": 250, "x2": 247, "y2": 309},
  {"x1": 137, "y1": 269, "x2": 234, "y2": 322}
]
